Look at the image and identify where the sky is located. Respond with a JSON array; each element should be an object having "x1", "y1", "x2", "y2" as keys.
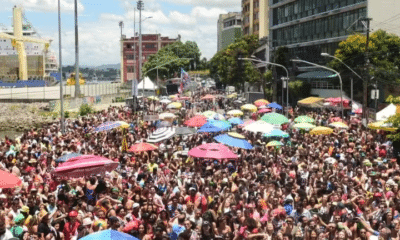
[{"x1": 0, "y1": 0, "x2": 241, "y2": 67}]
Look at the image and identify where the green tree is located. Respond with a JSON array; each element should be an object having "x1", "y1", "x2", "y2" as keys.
[
  {"x1": 142, "y1": 41, "x2": 201, "y2": 80},
  {"x1": 289, "y1": 80, "x2": 311, "y2": 100},
  {"x1": 329, "y1": 30, "x2": 400, "y2": 101},
  {"x1": 387, "y1": 113, "x2": 400, "y2": 141},
  {"x1": 209, "y1": 35, "x2": 261, "y2": 90}
]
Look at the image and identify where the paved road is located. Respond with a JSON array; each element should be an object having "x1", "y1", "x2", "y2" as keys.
[{"x1": 0, "y1": 83, "x2": 129, "y2": 100}]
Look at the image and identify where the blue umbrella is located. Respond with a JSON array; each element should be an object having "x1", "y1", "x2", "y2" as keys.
[
  {"x1": 268, "y1": 102, "x2": 283, "y2": 110},
  {"x1": 156, "y1": 120, "x2": 172, "y2": 128},
  {"x1": 208, "y1": 120, "x2": 231, "y2": 130},
  {"x1": 214, "y1": 134, "x2": 253, "y2": 149},
  {"x1": 228, "y1": 117, "x2": 244, "y2": 125},
  {"x1": 198, "y1": 122, "x2": 225, "y2": 133},
  {"x1": 56, "y1": 153, "x2": 82, "y2": 163},
  {"x1": 95, "y1": 121, "x2": 121, "y2": 132},
  {"x1": 80, "y1": 230, "x2": 139, "y2": 240},
  {"x1": 264, "y1": 129, "x2": 289, "y2": 138}
]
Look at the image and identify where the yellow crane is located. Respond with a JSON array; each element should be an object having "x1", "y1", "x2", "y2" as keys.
[{"x1": 0, "y1": 6, "x2": 50, "y2": 80}]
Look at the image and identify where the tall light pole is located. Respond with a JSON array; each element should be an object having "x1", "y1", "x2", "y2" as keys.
[
  {"x1": 74, "y1": 0, "x2": 80, "y2": 98},
  {"x1": 321, "y1": 53, "x2": 362, "y2": 113},
  {"x1": 291, "y1": 59, "x2": 344, "y2": 120},
  {"x1": 58, "y1": 0, "x2": 64, "y2": 134},
  {"x1": 239, "y1": 57, "x2": 289, "y2": 117},
  {"x1": 119, "y1": 21, "x2": 124, "y2": 84},
  {"x1": 137, "y1": 0, "x2": 144, "y2": 118}
]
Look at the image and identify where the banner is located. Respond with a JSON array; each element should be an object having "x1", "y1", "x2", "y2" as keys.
[
  {"x1": 180, "y1": 68, "x2": 191, "y2": 93},
  {"x1": 132, "y1": 79, "x2": 138, "y2": 97}
]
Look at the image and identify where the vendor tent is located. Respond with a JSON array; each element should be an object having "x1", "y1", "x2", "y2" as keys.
[
  {"x1": 297, "y1": 97, "x2": 324, "y2": 108},
  {"x1": 376, "y1": 103, "x2": 398, "y2": 121},
  {"x1": 138, "y1": 77, "x2": 157, "y2": 90}
]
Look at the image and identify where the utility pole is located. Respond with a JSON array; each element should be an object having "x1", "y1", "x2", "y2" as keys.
[
  {"x1": 74, "y1": 0, "x2": 80, "y2": 98},
  {"x1": 362, "y1": 17, "x2": 372, "y2": 125},
  {"x1": 58, "y1": 0, "x2": 64, "y2": 134},
  {"x1": 133, "y1": 8, "x2": 137, "y2": 114},
  {"x1": 137, "y1": 0, "x2": 144, "y2": 119}
]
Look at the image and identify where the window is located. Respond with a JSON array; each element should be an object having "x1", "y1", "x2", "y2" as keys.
[
  {"x1": 127, "y1": 66, "x2": 134, "y2": 73},
  {"x1": 145, "y1": 44, "x2": 155, "y2": 49},
  {"x1": 126, "y1": 54, "x2": 134, "y2": 60},
  {"x1": 254, "y1": 12, "x2": 259, "y2": 20}
]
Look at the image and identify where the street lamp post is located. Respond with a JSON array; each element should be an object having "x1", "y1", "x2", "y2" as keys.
[
  {"x1": 74, "y1": 0, "x2": 80, "y2": 98},
  {"x1": 58, "y1": 0, "x2": 64, "y2": 134},
  {"x1": 292, "y1": 59, "x2": 344, "y2": 120},
  {"x1": 321, "y1": 53, "x2": 363, "y2": 114},
  {"x1": 239, "y1": 58, "x2": 289, "y2": 117}
]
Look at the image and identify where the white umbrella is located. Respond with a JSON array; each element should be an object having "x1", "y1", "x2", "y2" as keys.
[
  {"x1": 207, "y1": 113, "x2": 225, "y2": 120},
  {"x1": 160, "y1": 99, "x2": 172, "y2": 104},
  {"x1": 244, "y1": 120, "x2": 275, "y2": 134},
  {"x1": 147, "y1": 127, "x2": 176, "y2": 143},
  {"x1": 159, "y1": 112, "x2": 177, "y2": 120}
]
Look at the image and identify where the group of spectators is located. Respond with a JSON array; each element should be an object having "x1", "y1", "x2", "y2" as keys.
[{"x1": 0, "y1": 88, "x2": 397, "y2": 240}]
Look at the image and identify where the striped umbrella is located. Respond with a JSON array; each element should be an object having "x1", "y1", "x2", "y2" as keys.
[
  {"x1": 95, "y1": 121, "x2": 125, "y2": 132},
  {"x1": 147, "y1": 127, "x2": 176, "y2": 143}
]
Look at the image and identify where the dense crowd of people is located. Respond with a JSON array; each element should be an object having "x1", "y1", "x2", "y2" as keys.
[{"x1": 0, "y1": 88, "x2": 397, "y2": 240}]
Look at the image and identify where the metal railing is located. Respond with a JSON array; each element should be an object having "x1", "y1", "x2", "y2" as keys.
[{"x1": 0, "y1": 82, "x2": 132, "y2": 102}]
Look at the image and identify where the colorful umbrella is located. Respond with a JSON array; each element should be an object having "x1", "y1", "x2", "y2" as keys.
[
  {"x1": 159, "y1": 112, "x2": 177, "y2": 120},
  {"x1": 293, "y1": 123, "x2": 316, "y2": 130},
  {"x1": 167, "y1": 102, "x2": 182, "y2": 109},
  {"x1": 184, "y1": 115, "x2": 207, "y2": 127},
  {"x1": 227, "y1": 110, "x2": 244, "y2": 116},
  {"x1": 264, "y1": 129, "x2": 289, "y2": 138},
  {"x1": 129, "y1": 142, "x2": 158, "y2": 152},
  {"x1": 56, "y1": 153, "x2": 82, "y2": 163},
  {"x1": 95, "y1": 121, "x2": 126, "y2": 132},
  {"x1": 207, "y1": 120, "x2": 231, "y2": 130},
  {"x1": 368, "y1": 121, "x2": 397, "y2": 132},
  {"x1": 147, "y1": 127, "x2": 176, "y2": 143},
  {"x1": 147, "y1": 96, "x2": 159, "y2": 101},
  {"x1": 354, "y1": 108, "x2": 362, "y2": 114},
  {"x1": 228, "y1": 117, "x2": 244, "y2": 125},
  {"x1": 80, "y1": 229, "x2": 140, "y2": 240},
  {"x1": 258, "y1": 105, "x2": 268, "y2": 109},
  {"x1": 188, "y1": 143, "x2": 238, "y2": 159},
  {"x1": 238, "y1": 120, "x2": 255, "y2": 128},
  {"x1": 227, "y1": 93, "x2": 237, "y2": 99},
  {"x1": 202, "y1": 111, "x2": 217, "y2": 118},
  {"x1": 329, "y1": 122, "x2": 349, "y2": 129},
  {"x1": 258, "y1": 108, "x2": 272, "y2": 114},
  {"x1": 310, "y1": 126, "x2": 334, "y2": 135},
  {"x1": 241, "y1": 104, "x2": 257, "y2": 112},
  {"x1": 116, "y1": 121, "x2": 130, "y2": 129},
  {"x1": 53, "y1": 155, "x2": 118, "y2": 178},
  {"x1": 330, "y1": 117, "x2": 342, "y2": 123},
  {"x1": 169, "y1": 94, "x2": 178, "y2": 99},
  {"x1": 214, "y1": 133, "x2": 253, "y2": 150},
  {"x1": 244, "y1": 120, "x2": 275, "y2": 134},
  {"x1": 201, "y1": 94, "x2": 215, "y2": 100},
  {"x1": 261, "y1": 113, "x2": 289, "y2": 125},
  {"x1": 254, "y1": 99, "x2": 270, "y2": 107},
  {"x1": 266, "y1": 140, "x2": 284, "y2": 147},
  {"x1": 268, "y1": 102, "x2": 283, "y2": 110},
  {"x1": 294, "y1": 115, "x2": 314, "y2": 123},
  {"x1": 0, "y1": 170, "x2": 22, "y2": 188}
]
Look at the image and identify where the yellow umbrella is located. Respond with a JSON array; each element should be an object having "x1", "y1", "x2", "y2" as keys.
[
  {"x1": 254, "y1": 99, "x2": 270, "y2": 106},
  {"x1": 159, "y1": 112, "x2": 177, "y2": 120},
  {"x1": 147, "y1": 96, "x2": 159, "y2": 101},
  {"x1": 241, "y1": 104, "x2": 257, "y2": 112},
  {"x1": 227, "y1": 93, "x2": 238, "y2": 99},
  {"x1": 228, "y1": 132, "x2": 245, "y2": 139},
  {"x1": 116, "y1": 121, "x2": 130, "y2": 129},
  {"x1": 169, "y1": 94, "x2": 178, "y2": 99},
  {"x1": 202, "y1": 111, "x2": 217, "y2": 118},
  {"x1": 368, "y1": 121, "x2": 397, "y2": 132},
  {"x1": 310, "y1": 126, "x2": 333, "y2": 135},
  {"x1": 227, "y1": 110, "x2": 244, "y2": 116},
  {"x1": 167, "y1": 102, "x2": 182, "y2": 109},
  {"x1": 266, "y1": 140, "x2": 283, "y2": 147},
  {"x1": 329, "y1": 122, "x2": 349, "y2": 129}
]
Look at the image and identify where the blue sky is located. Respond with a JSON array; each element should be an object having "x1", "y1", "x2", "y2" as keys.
[{"x1": 0, "y1": 0, "x2": 241, "y2": 66}]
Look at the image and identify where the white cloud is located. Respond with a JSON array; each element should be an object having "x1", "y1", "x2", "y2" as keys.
[{"x1": 7, "y1": 0, "x2": 84, "y2": 13}]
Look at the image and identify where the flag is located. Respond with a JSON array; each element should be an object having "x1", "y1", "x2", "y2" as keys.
[
  {"x1": 121, "y1": 136, "x2": 128, "y2": 152},
  {"x1": 180, "y1": 68, "x2": 191, "y2": 93}
]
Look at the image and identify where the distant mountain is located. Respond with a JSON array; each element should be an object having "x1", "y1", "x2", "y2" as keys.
[{"x1": 94, "y1": 64, "x2": 120, "y2": 70}]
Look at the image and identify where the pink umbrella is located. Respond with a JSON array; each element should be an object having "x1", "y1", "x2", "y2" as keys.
[
  {"x1": 53, "y1": 155, "x2": 118, "y2": 178},
  {"x1": 188, "y1": 143, "x2": 238, "y2": 160},
  {"x1": 325, "y1": 98, "x2": 335, "y2": 102},
  {"x1": 354, "y1": 108, "x2": 362, "y2": 114},
  {"x1": 238, "y1": 120, "x2": 255, "y2": 128},
  {"x1": 258, "y1": 108, "x2": 272, "y2": 114}
]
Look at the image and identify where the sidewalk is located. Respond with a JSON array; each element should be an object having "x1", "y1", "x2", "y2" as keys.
[{"x1": 68, "y1": 102, "x2": 126, "y2": 112}]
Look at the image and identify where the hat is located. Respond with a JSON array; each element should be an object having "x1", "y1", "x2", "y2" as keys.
[
  {"x1": 68, "y1": 211, "x2": 78, "y2": 217},
  {"x1": 20, "y1": 206, "x2": 29, "y2": 213},
  {"x1": 189, "y1": 187, "x2": 196, "y2": 191},
  {"x1": 132, "y1": 203, "x2": 140, "y2": 208},
  {"x1": 29, "y1": 159, "x2": 37, "y2": 163}
]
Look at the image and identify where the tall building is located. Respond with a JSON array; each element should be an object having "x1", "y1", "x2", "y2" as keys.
[
  {"x1": 242, "y1": 0, "x2": 269, "y2": 39},
  {"x1": 121, "y1": 34, "x2": 180, "y2": 82},
  {"x1": 217, "y1": 12, "x2": 242, "y2": 51}
]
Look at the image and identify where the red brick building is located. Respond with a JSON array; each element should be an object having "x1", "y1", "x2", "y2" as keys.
[{"x1": 122, "y1": 34, "x2": 180, "y2": 82}]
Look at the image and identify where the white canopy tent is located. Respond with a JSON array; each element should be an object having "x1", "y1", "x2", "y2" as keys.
[
  {"x1": 376, "y1": 103, "x2": 397, "y2": 121},
  {"x1": 138, "y1": 77, "x2": 157, "y2": 90}
]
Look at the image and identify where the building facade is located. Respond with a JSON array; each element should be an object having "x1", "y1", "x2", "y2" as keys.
[
  {"x1": 217, "y1": 12, "x2": 242, "y2": 51},
  {"x1": 121, "y1": 34, "x2": 180, "y2": 82},
  {"x1": 242, "y1": 0, "x2": 269, "y2": 39}
]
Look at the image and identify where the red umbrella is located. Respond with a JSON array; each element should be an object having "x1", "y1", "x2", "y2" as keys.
[
  {"x1": 258, "y1": 108, "x2": 272, "y2": 114},
  {"x1": 53, "y1": 155, "x2": 118, "y2": 178},
  {"x1": 0, "y1": 170, "x2": 21, "y2": 188},
  {"x1": 128, "y1": 142, "x2": 158, "y2": 152},
  {"x1": 201, "y1": 94, "x2": 215, "y2": 100},
  {"x1": 184, "y1": 115, "x2": 207, "y2": 127},
  {"x1": 188, "y1": 143, "x2": 238, "y2": 160}
]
